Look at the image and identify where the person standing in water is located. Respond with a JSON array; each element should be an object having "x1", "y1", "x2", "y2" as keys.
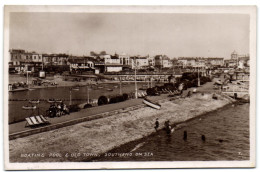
[
  {"x1": 164, "y1": 120, "x2": 171, "y2": 135},
  {"x1": 154, "y1": 118, "x2": 159, "y2": 131}
]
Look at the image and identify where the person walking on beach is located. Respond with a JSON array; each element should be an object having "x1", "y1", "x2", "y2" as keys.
[{"x1": 154, "y1": 118, "x2": 159, "y2": 131}]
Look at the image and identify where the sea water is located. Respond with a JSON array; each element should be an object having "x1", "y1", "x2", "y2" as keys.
[{"x1": 96, "y1": 103, "x2": 250, "y2": 161}]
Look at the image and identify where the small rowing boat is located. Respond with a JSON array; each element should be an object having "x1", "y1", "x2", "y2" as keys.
[
  {"x1": 72, "y1": 87, "x2": 80, "y2": 91},
  {"x1": 47, "y1": 99, "x2": 62, "y2": 103},
  {"x1": 22, "y1": 105, "x2": 37, "y2": 110},
  {"x1": 107, "y1": 88, "x2": 113, "y2": 91},
  {"x1": 29, "y1": 100, "x2": 40, "y2": 104},
  {"x1": 9, "y1": 88, "x2": 28, "y2": 92},
  {"x1": 143, "y1": 98, "x2": 161, "y2": 110}
]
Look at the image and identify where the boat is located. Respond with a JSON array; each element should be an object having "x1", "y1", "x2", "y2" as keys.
[
  {"x1": 143, "y1": 98, "x2": 161, "y2": 110},
  {"x1": 106, "y1": 88, "x2": 113, "y2": 91},
  {"x1": 29, "y1": 100, "x2": 40, "y2": 104},
  {"x1": 98, "y1": 86, "x2": 104, "y2": 89},
  {"x1": 9, "y1": 88, "x2": 28, "y2": 92},
  {"x1": 214, "y1": 80, "x2": 223, "y2": 85},
  {"x1": 47, "y1": 99, "x2": 63, "y2": 103},
  {"x1": 22, "y1": 105, "x2": 37, "y2": 110},
  {"x1": 72, "y1": 87, "x2": 80, "y2": 91}
]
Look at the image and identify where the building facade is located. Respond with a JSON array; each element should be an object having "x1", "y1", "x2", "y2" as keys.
[{"x1": 130, "y1": 56, "x2": 149, "y2": 69}]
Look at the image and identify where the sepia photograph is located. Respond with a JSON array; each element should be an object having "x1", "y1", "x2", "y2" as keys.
[{"x1": 3, "y1": 5, "x2": 256, "y2": 170}]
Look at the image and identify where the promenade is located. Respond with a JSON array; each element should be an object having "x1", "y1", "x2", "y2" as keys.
[
  {"x1": 9, "y1": 94, "x2": 169, "y2": 135},
  {"x1": 9, "y1": 77, "x2": 219, "y2": 139}
]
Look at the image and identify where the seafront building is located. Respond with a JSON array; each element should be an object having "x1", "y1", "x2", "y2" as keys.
[
  {"x1": 177, "y1": 57, "x2": 224, "y2": 69},
  {"x1": 224, "y1": 50, "x2": 250, "y2": 68},
  {"x1": 130, "y1": 55, "x2": 149, "y2": 69},
  {"x1": 9, "y1": 49, "x2": 43, "y2": 72},
  {"x1": 9, "y1": 48, "x2": 249, "y2": 76}
]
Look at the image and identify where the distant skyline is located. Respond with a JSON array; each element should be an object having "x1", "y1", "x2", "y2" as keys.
[{"x1": 9, "y1": 12, "x2": 249, "y2": 58}]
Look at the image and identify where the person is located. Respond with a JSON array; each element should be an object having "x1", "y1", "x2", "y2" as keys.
[
  {"x1": 187, "y1": 91, "x2": 191, "y2": 97},
  {"x1": 164, "y1": 120, "x2": 169, "y2": 129},
  {"x1": 154, "y1": 118, "x2": 159, "y2": 131},
  {"x1": 60, "y1": 102, "x2": 64, "y2": 110},
  {"x1": 166, "y1": 125, "x2": 172, "y2": 135},
  {"x1": 63, "y1": 104, "x2": 70, "y2": 115},
  {"x1": 183, "y1": 131, "x2": 187, "y2": 140},
  {"x1": 57, "y1": 104, "x2": 61, "y2": 110},
  {"x1": 212, "y1": 93, "x2": 218, "y2": 100},
  {"x1": 164, "y1": 120, "x2": 171, "y2": 134}
]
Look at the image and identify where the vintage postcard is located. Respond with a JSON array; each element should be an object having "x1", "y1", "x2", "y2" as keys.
[{"x1": 4, "y1": 5, "x2": 256, "y2": 170}]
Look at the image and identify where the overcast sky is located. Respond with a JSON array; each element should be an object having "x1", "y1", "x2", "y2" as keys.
[{"x1": 9, "y1": 12, "x2": 249, "y2": 58}]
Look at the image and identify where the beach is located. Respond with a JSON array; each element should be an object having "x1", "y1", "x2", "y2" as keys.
[{"x1": 9, "y1": 93, "x2": 232, "y2": 162}]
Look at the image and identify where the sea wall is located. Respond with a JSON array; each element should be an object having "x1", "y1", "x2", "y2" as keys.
[{"x1": 9, "y1": 93, "x2": 231, "y2": 162}]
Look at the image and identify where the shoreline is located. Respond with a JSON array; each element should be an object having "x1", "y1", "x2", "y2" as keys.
[
  {"x1": 89, "y1": 103, "x2": 234, "y2": 162},
  {"x1": 9, "y1": 93, "x2": 233, "y2": 162}
]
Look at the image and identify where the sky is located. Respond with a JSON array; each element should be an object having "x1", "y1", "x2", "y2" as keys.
[{"x1": 9, "y1": 12, "x2": 250, "y2": 58}]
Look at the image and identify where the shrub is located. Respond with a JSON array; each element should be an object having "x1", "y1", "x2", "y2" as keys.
[
  {"x1": 68, "y1": 104, "x2": 81, "y2": 112},
  {"x1": 98, "y1": 96, "x2": 108, "y2": 106},
  {"x1": 83, "y1": 104, "x2": 93, "y2": 109},
  {"x1": 122, "y1": 93, "x2": 129, "y2": 101},
  {"x1": 109, "y1": 97, "x2": 117, "y2": 104},
  {"x1": 164, "y1": 83, "x2": 174, "y2": 91},
  {"x1": 109, "y1": 95, "x2": 126, "y2": 104},
  {"x1": 146, "y1": 87, "x2": 158, "y2": 96}
]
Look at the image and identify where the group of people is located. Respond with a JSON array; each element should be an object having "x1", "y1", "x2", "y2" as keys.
[
  {"x1": 154, "y1": 118, "x2": 174, "y2": 135},
  {"x1": 47, "y1": 102, "x2": 70, "y2": 118}
]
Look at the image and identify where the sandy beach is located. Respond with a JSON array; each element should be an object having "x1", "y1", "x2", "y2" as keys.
[{"x1": 9, "y1": 93, "x2": 232, "y2": 162}]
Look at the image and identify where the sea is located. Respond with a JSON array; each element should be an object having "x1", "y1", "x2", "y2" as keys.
[{"x1": 94, "y1": 103, "x2": 250, "y2": 161}]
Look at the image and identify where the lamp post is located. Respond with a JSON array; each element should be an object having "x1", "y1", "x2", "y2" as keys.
[
  {"x1": 69, "y1": 89, "x2": 72, "y2": 105},
  {"x1": 197, "y1": 66, "x2": 200, "y2": 87},
  {"x1": 87, "y1": 86, "x2": 90, "y2": 104},
  {"x1": 134, "y1": 56, "x2": 138, "y2": 99},
  {"x1": 26, "y1": 71, "x2": 29, "y2": 85},
  {"x1": 119, "y1": 76, "x2": 122, "y2": 95}
]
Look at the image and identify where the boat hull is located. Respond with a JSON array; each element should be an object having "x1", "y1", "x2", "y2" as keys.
[
  {"x1": 143, "y1": 98, "x2": 161, "y2": 110},
  {"x1": 47, "y1": 99, "x2": 62, "y2": 103},
  {"x1": 22, "y1": 106, "x2": 36, "y2": 110},
  {"x1": 29, "y1": 100, "x2": 40, "y2": 104},
  {"x1": 9, "y1": 88, "x2": 28, "y2": 92}
]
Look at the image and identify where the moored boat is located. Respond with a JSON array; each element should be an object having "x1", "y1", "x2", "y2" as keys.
[
  {"x1": 107, "y1": 88, "x2": 113, "y2": 91},
  {"x1": 143, "y1": 98, "x2": 161, "y2": 110},
  {"x1": 9, "y1": 88, "x2": 28, "y2": 92},
  {"x1": 214, "y1": 80, "x2": 223, "y2": 85},
  {"x1": 22, "y1": 105, "x2": 37, "y2": 110},
  {"x1": 72, "y1": 87, "x2": 80, "y2": 91},
  {"x1": 47, "y1": 99, "x2": 62, "y2": 103},
  {"x1": 29, "y1": 100, "x2": 40, "y2": 104}
]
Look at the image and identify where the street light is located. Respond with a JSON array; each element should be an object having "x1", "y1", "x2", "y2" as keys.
[
  {"x1": 197, "y1": 65, "x2": 200, "y2": 87},
  {"x1": 134, "y1": 56, "x2": 138, "y2": 99}
]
